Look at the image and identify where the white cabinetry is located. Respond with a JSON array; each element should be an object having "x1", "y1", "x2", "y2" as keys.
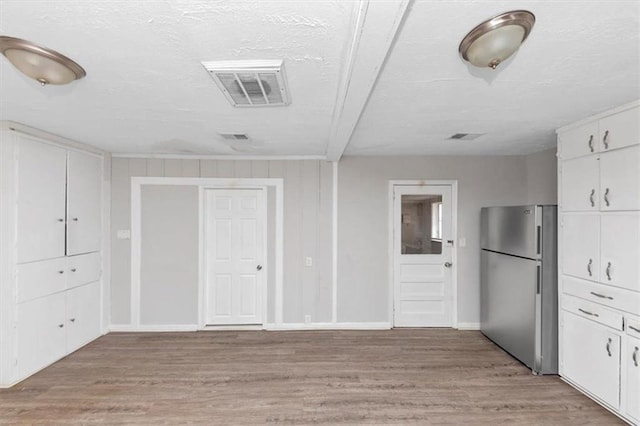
[
  {"x1": 558, "y1": 101, "x2": 640, "y2": 424},
  {"x1": 0, "y1": 128, "x2": 106, "y2": 387}
]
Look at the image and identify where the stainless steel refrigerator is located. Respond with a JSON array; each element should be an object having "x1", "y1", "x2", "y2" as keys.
[{"x1": 480, "y1": 205, "x2": 558, "y2": 375}]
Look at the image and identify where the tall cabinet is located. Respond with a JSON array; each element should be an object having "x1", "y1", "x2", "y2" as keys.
[
  {"x1": 0, "y1": 126, "x2": 106, "y2": 387},
  {"x1": 557, "y1": 101, "x2": 640, "y2": 424}
]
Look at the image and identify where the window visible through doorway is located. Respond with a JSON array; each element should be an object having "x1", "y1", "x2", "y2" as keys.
[{"x1": 400, "y1": 194, "x2": 443, "y2": 255}]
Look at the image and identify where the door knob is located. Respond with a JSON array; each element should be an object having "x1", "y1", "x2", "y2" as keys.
[
  {"x1": 444, "y1": 262, "x2": 452, "y2": 268},
  {"x1": 256, "y1": 265, "x2": 263, "y2": 271}
]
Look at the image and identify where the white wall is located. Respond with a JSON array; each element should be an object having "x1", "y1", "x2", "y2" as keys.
[
  {"x1": 110, "y1": 158, "x2": 333, "y2": 326},
  {"x1": 110, "y1": 149, "x2": 556, "y2": 328},
  {"x1": 336, "y1": 152, "x2": 556, "y2": 325}
]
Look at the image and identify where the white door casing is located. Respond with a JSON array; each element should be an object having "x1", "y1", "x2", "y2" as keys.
[
  {"x1": 205, "y1": 189, "x2": 265, "y2": 325},
  {"x1": 393, "y1": 184, "x2": 453, "y2": 327}
]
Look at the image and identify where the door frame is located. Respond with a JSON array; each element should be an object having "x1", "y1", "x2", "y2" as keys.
[
  {"x1": 130, "y1": 177, "x2": 283, "y2": 331},
  {"x1": 388, "y1": 180, "x2": 458, "y2": 328},
  {"x1": 201, "y1": 186, "x2": 267, "y2": 328}
]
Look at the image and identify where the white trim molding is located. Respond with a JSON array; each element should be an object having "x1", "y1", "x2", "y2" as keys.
[
  {"x1": 112, "y1": 153, "x2": 326, "y2": 161},
  {"x1": 109, "y1": 324, "x2": 199, "y2": 332},
  {"x1": 457, "y1": 323, "x2": 481, "y2": 330},
  {"x1": 264, "y1": 322, "x2": 391, "y2": 331},
  {"x1": 129, "y1": 177, "x2": 284, "y2": 332}
]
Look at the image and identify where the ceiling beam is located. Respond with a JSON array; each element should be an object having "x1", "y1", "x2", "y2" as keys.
[{"x1": 325, "y1": 0, "x2": 411, "y2": 162}]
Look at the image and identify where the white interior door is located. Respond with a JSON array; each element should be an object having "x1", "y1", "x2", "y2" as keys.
[
  {"x1": 393, "y1": 185, "x2": 453, "y2": 327},
  {"x1": 205, "y1": 189, "x2": 264, "y2": 325}
]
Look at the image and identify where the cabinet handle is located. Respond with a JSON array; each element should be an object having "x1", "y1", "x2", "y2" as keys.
[
  {"x1": 604, "y1": 188, "x2": 610, "y2": 207},
  {"x1": 58, "y1": 270, "x2": 64, "y2": 274},
  {"x1": 603, "y1": 130, "x2": 609, "y2": 149},
  {"x1": 578, "y1": 308, "x2": 599, "y2": 317},
  {"x1": 606, "y1": 338, "x2": 612, "y2": 357},
  {"x1": 633, "y1": 347, "x2": 639, "y2": 367},
  {"x1": 69, "y1": 318, "x2": 76, "y2": 323},
  {"x1": 588, "y1": 135, "x2": 594, "y2": 152},
  {"x1": 605, "y1": 262, "x2": 612, "y2": 281},
  {"x1": 589, "y1": 291, "x2": 613, "y2": 300},
  {"x1": 587, "y1": 259, "x2": 593, "y2": 276},
  {"x1": 629, "y1": 325, "x2": 640, "y2": 334},
  {"x1": 58, "y1": 324, "x2": 64, "y2": 328},
  {"x1": 72, "y1": 217, "x2": 79, "y2": 222},
  {"x1": 57, "y1": 218, "x2": 64, "y2": 222},
  {"x1": 71, "y1": 268, "x2": 77, "y2": 272},
  {"x1": 589, "y1": 189, "x2": 595, "y2": 207}
]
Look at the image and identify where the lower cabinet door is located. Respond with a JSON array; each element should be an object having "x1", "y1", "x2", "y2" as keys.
[
  {"x1": 65, "y1": 281, "x2": 101, "y2": 353},
  {"x1": 626, "y1": 335, "x2": 640, "y2": 422},
  {"x1": 562, "y1": 311, "x2": 621, "y2": 409},
  {"x1": 16, "y1": 293, "x2": 66, "y2": 379}
]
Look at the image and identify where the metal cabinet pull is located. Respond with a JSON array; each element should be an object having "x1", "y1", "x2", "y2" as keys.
[
  {"x1": 588, "y1": 135, "x2": 594, "y2": 152},
  {"x1": 603, "y1": 130, "x2": 609, "y2": 149},
  {"x1": 590, "y1": 291, "x2": 613, "y2": 300},
  {"x1": 69, "y1": 318, "x2": 76, "y2": 323},
  {"x1": 589, "y1": 189, "x2": 595, "y2": 207},
  {"x1": 58, "y1": 324, "x2": 64, "y2": 328},
  {"x1": 57, "y1": 218, "x2": 64, "y2": 222},
  {"x1": 629, "y1": 325, "x2": 640, "y2": 334},
  {"x1": 71, "y1": 268, "x2": 77, "y2": 272},
  {"x1": 72, "y1": 217, "x2": 79, "y2": 222},
  {"x1": 604, "y1": 188, "x2": 610, "y2": 207},
  {"x1": 444, "y1": 262, "x2": 453, "y2": 268},
  {"x1": 58, "y1": 270, "x2": 64, "y2": 274},
  {"x1": 633, "y1": 347, "x2": 639, "y2": 367},
  {"x1": 578, "y1": 308, "x2": 599, "y2": 317},
  {"x1": 587, "y1": 259, "x2": 593, "y2": 276},
  {"x1": 605, "y1": 262, "x2": 612, "y2": 281},
  {"x1": 606, "y1": 338, "x2": 612, "y2": 357},
  {"x1": 256, "y1": 265, "x2": 262, "y2": 271}
]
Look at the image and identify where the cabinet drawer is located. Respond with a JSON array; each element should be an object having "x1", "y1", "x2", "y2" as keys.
[
  {"x1": 601, "y1": 214, "x2": 640, "y2": 291},
  {"x1": 561, "y1": 310, "x2": 621, "y2": 409},
  {"x1": 561, "y1": 156, "x2": 599, "y2": 211},
  {"x1": 17, "y1": 257, "x2": 67, "y2": 303},
  {"x1": 600, "y1": 145, "x2": 640, "y2": 211},
  {"x1": 599, "y1": 106, "x2": 640, "y2": 152},
  {"x1": 628, "y1": 318, "x2": 640, "y2": 339},
  {"x1": 563, "y1": 275, "x2": 640, "y2": 315},
  {"x1": 67, "y1": 252, "x2": 101, "y2": 290},
  {"x1": 560, "y1": 122, "x2": 600, "y2": 159},
  {"x1": 562, "y1": 294, "x2": 624, "y2": 331}
]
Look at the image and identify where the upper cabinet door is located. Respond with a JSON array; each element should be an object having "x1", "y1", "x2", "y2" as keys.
[
  {"x1": 559, "y1": 122, "x2": 599, "y2": 160},
  {"x1": 562, "y1": 214, "x2": 600, "y2": 282},
  {"x1": 561, "y1": 155, "x2": 600, "y2": 212},
  {"x1": 599, "y1": 106, "x2": 640, "y2": 152},
  {"x1": 16, "y1": 138, "x2": 67, "y2": 263},
  {"x1": 600, "y1": 214, "x2": 640, "y2": 292},
  {"x1": 600, "y1": 145, "x2": 640, "y2": 211},
  {"x1": 67, "y1": 151, "x2": 102, "y2": 256}
]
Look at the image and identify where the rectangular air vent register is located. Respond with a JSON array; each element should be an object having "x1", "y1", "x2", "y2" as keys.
[{"x1": 202, "y1": 59, "x2": 290, "y2": 107}]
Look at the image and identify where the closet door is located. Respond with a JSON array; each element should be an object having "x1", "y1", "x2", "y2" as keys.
[
  {"x1": 16, "y1": 138, "x2": 67, "y2": 263},
  {"x1": 67, "y1": 151, "x2": 102, "y2": 255}
]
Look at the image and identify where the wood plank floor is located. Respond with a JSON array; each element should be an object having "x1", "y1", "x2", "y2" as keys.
[{"x1": 0, "y1": 329, "x2": 621, "y2": 425}]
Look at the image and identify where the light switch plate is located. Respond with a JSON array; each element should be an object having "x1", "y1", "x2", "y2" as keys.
[{"x1": 117, "y1": 229, "x2": 131, "y2": 240}]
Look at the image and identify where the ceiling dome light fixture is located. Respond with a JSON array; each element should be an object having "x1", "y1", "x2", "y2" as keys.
[
  {"x1": 0, "y1": 36, "x2": 86, "y2": 86},
  {"x1": 459, "y1": 10, "x2": 535, "y2": 69}
]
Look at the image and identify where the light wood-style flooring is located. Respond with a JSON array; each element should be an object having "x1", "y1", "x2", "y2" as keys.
[{"x1": 0, "y1": 329, "x2": 621, "y2": 425}]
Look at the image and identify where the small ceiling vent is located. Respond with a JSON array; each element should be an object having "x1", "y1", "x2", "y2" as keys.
[
  {"x1": 448, "y1": 133, "x2": 484, "y2": 140},
  {"x1": 219, "y1": 133, "x2": 250, "y2": 141},
  {"x1": 202, "y1": 59, "x2": 290, "y2": 107}
]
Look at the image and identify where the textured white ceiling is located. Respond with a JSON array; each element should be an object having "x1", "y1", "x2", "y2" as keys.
[{"x1": 0, "y1": 1, "x2": 639, "y2": 157}]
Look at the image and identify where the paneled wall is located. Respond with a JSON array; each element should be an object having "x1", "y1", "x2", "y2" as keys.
[{"x1": 110, "y1": 158, "x2": 333, "y2": 326}]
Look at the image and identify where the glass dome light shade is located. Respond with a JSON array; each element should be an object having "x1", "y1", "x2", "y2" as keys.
[
  {"x1": 459, "y1": 10, "x2": 535, "y2": 69},
  {"x1": 0, "y1": 36, "x2": 86, "y2": 85}
]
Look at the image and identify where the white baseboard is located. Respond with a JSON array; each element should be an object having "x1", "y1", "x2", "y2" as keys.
[
  {"x1": 263, "y1": 322, "x2": 392, "y2": 331},
  {"x1": 457, "y1": 322, "x2": 481, "y2": 330},
  {"x1": 109, "y1": 324, "x2": 198, "y2": 332}
]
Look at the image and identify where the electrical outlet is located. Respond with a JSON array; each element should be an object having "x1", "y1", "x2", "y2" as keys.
[
  {"x1": 305, "y1": 257, "x2": 313, "y2": 267},
  {"x1": 304, "y1": 315, "x2": 311, "y2": 324}
]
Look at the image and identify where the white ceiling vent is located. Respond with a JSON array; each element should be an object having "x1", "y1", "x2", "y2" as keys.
[{"x1": 202, "y1": 59, "x2": 290, "y2": 107}]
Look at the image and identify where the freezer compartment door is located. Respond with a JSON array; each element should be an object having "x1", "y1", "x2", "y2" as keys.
[
  {"x1": 481, "y1": 205, "x2": 539, "y2": 259},
  {"x1": 481, "y1": 250, "x2": 537, "y2": 370}
]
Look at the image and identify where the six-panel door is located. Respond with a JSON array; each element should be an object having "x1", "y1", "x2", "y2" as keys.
[{"x1": 205, "y1": 189, "x2": 264, "y2": 325}]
